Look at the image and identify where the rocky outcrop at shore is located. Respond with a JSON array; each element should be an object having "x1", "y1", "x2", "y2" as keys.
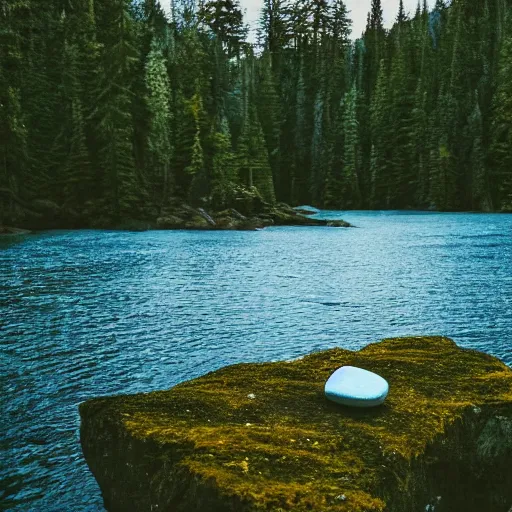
[
  {"x1": 153, "y1": 201, "x2": 351, "y2": 231},
  {"x1": 1, "y1": 192, "x2": 351, "y2": 231},
  {"x1": 80, "y1": 337, "x2": 512, "y2": 512}
]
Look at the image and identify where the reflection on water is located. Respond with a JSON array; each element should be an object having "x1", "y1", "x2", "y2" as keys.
[{"x1": 1, "y1": 211, "x2": 511, "y2": 511}]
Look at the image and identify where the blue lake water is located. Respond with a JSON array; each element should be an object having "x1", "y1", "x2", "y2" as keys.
[{"x1": 1, "y1": 211, "x2": 511, "y2": 511}]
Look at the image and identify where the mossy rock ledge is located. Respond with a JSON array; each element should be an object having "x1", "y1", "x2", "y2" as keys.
[{"x1": 79, "y1": 337, "x2": 512, "y2": 512}]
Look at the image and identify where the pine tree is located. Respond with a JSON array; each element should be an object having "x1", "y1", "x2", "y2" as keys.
[
  {"x1": 60, "y1": 40, "x2": 94, "y2": 208},
  {"x1": 186, "y1": 127, "x2": 207, "y2": 204},
  {"x1": 397, "y1": 0, "x2": 407, "y2": 24},
  {"x1": 365, "y1": 0, "x2": 385, "y2": 95},
  {"x1": 237, "y1": 111, "x2": 276, "y2": 205},
  {"x1": 22, "y1": 1, "x2": 67, "y2": 200},
  {"x1": 411, "y1": 82, "x2": 429, "y2": 207},
  {"x1": 369, "y1": 62, "x2": 391, "y2": 208},
  {"x1": 210, "y1": 117, "x2": 238, "y2": 209},
  {"x1": 310, "y1": 88, "x2": 326, "y2": 205},
  {"x1": 340, "y1": 85, "x2": 361, "y2": 208},
  {"x1": 0, "y1": 0, "x2": 28, "y2": 221},
  {"x1": 259, "y1": 0, "x2": 290, "y2": 73},
  {"x1": 490, "y1": 15, "x2": 512, "y2": 211},
  {"x1": 181, "y1": 92, "x2": 208, "y2": 203},
  {"x1": 256, "y1": 52, "x2": 281, "y2": 197},
  {"x1": 93, "y1": 0, "x2": 141, "y2": 217},
  {"x1": 250, "y1": 116, "x2": 276, "y2": 205},
  {"x1": 293, "y1": 56, "x2": 308, "y2": 205},
  {"x1": 469, "y1": 99, "x2": 492, "y2": 211},
  {"x1": 145, "y1": 36, "x2": 173, "y2": 204},
  {"x1": 429, "y1": 87, "x2": 458, "y2": 211},
  {"x1": 389, "y1": 40, "x2": 415, "y2": 208},
  {"x1": 198, "y1": 0, "x2": 247, "y2": 57}
]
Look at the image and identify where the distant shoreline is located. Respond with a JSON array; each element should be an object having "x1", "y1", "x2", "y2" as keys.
[
  {"x1": 4, "y1": 206, "x2": 512, "y2": 236},
  {"x1": 0, "y1": 203, "x2": 352, "y2": 235}
]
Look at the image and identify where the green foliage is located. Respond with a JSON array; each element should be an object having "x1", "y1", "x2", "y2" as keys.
[
  {"x1": 1, "y1": 0, "x2": 511, "y2": 224},
  {"x1": 237, "y1": 110, "x2": 276, "y2": 205},
  {"x1": 0, "y1": 1, "x2": 28, "y2": 220},
  {"x1": 145, "y1": 37, "x2": 173, "y2": 202},
  {"x1": 94, "y1": 0, "x2": 142, "y2": 217},
  {"x1": 210, "y1": 118, "x2": 238, "y2": 209},
  {"x1": 490, "y1": 15, "x2": 512, "y2": 212},
  {"x1": 369, "y1": 62, "x2": 391, "y2": 208},
  {"x1": 341, "y1": 86, "x2": 362, "y2": 208}
]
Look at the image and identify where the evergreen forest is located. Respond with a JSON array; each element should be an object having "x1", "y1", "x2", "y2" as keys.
[{"x1": 1, "y1": 0, "x2": 512, "y2": 227}]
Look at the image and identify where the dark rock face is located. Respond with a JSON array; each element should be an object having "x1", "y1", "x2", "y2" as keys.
[{"x1": 80, "y1": 337, "x2": 512, "y2": 512}]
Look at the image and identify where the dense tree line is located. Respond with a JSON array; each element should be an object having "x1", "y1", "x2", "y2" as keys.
[{"x1": 1, "y1": 0, "x2": 511, "y2": 226}]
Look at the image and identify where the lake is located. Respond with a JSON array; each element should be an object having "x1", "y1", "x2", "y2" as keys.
[{"x1": 1, "y1": 211, "x2": 511, "y2": 511}]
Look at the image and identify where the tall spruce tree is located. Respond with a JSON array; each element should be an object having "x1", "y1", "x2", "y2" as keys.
[
  {"x1": 490, "y1": 14, "x2": 512, "y2": 211},
  {"x1": 370, "y1": 61, "x2": 391, "y2": 208},
  {"x1": 93, "y1": 0, "x2": 141, "y2": 217},
  {"x1": 341, "y1": 85, "x2": 361, "y2": 208},
  {"x1": 145, "y1": 36, "x2": 173, "y2": 204},
  {"x1": 0, "y1": 0, "x2": 28, "y2": 221}
]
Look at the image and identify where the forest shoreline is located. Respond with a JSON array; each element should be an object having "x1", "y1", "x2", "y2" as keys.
[
  {"x1": 4, "y1": 205, "x2": 512, "y2": 236},
  {"x1": 3, "y1": 0, "x2": 511, "y2": 226},
  {"x1": 0, "y1": 201, "x2": 352, "y2": 234}
]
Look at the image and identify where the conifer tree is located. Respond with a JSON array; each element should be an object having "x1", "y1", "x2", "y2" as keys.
[
  {"x1": 340, "y1": 85, "x2": 361, "y2": 208},
  {"x1": 60, "y1": 40, "x2": 94, "y2": 208},
  {"x1": 0, "y1": 0, "x2": 28, "y2": 220},
  {"x1": 256, "y1": 52, "x2": 281, "y2": 196},
  {"x1": 293, "y1": 57, "x2": 308, "y2": 204},
  {"x1": 429, "y1": 87, "x2": 458, "y2": 211},
  {"x1": 369, "y1": 62, "x2": 391, "y2": 208},
  {"x1": 397, "y1": 0, "x2": 407, "y2": 24},
  {"x1": 250, "y1": 116, "x2": 276, "y2": 205},
  {"x1": 469, "y1": 99, "x2": 492, "y2": 211},
  {"x1": 198, "y1": 0, "x2": 247, "y2": 57},
  {"x1": 145, "y1": 36, "x2": 173, "y2": 203},
  {"x1": 411, "y1": 82, "x2": 429, "y2": 206},
  {"x1": 23, "y1": 1, "x2": 67, "y2": 199},
  {"x1": 181, "y1": 92, "x2": 208, "y2": 203},
  {"x1": 389, "y1": 40, "x2": 415, "y2": 207},
  {"x1": 259, "y1": 0, "x2": 290, "y2": 74},
  {"x1": 490, "y1": 15, "x2": 512, "y2": 211},
  {"x1": 210, "y1": 117, "x2": 238, "y2": 209},
  {"x1": 93, "y1": 0, "x2": 141, "y2": 217}
]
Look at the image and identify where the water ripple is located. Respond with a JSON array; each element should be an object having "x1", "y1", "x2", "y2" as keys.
[{"x1": 1, "y1": 213, "x2": 511, "y2": 510}]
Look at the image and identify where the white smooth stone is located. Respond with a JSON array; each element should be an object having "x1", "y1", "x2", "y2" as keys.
[{"x1": 325, "y1": 366, "x2": 389, "y2": 408}]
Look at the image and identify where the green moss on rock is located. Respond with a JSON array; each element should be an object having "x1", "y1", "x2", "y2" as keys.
[{"x1": 80, "y1": 337, "x2": 512, "y2": 512}]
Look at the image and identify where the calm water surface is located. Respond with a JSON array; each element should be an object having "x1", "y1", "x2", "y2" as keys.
[{"x1": 1, "y1": 211, "x2": 511, "y2": 511}]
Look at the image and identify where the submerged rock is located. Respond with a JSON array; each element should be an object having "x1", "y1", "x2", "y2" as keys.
[
  {"x1": 327, "y1": 220, "x2": 352, "y2": 228},
  {"x1": 79, "y1": 337, "x2": 512, "y2": 512}
]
